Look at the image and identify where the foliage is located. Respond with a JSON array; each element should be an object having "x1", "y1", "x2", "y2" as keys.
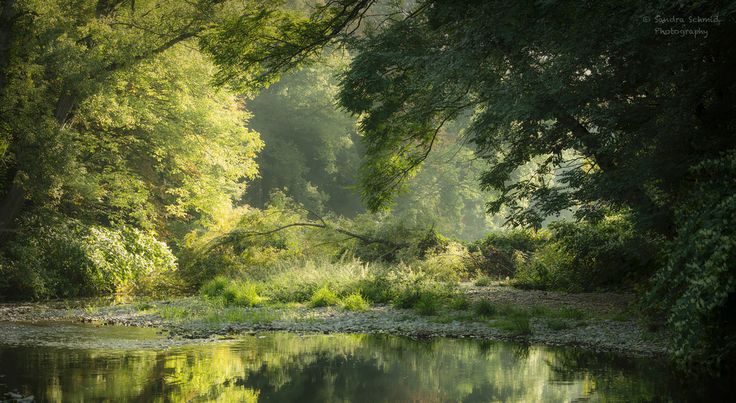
[
  {"x1": 244, "y1": 52, "x2": 363, "y2": 216},
  {"x1": 415, "y1": 293, "x2": 441, "y2": 316},
  {"x1": 0, "y1": 0, "x2": 373, "y2": 299},
  {"x1": 0, "y1": 214, "x2": 177, "y2": 300},
  {"x1": 473, "y1": 300, "x2": 496, "y2": 318},
  {"x1": 243, "y1": 51, "x2": 498, "y2": 239},
  {"x1": 645, "y1": 152, "x2": 736, "y2": 370},
  {"x1": 339, "y1": 0, "x2": 736, "y2": 229},
  {"x1": 341, "y1": 292, "x2": 370, "y2": 312},
  {"x1": 474, "y1": 277, "x2": 493, "y2": 287},
  {"x1": 200, "y1": 276, "x2": 264, "y2": 307},
  {"x1": 200, "y1": 277, "x2": 230, "y2": 300},
  {"x1": 193, "y1": 256, "x2": 463, "y2": 316},
  {"x1": 449, "y1": 295, "x2": 470, "y2": 311},
  {"x1": 309, "y1": 285, "x2": 340, "y2": 307},
  {"x1": 336, "y1": 1, "x2": 736, "y2": 369},
  {"x1": 467, "y1": 229, "x2": 548, "y2": 277},
  {"x1": 514, "y1": 215, "x2": 662, "y2": 292},
  {"x1": 493, "y1": 315, "x2": 532, "y2": 336}
]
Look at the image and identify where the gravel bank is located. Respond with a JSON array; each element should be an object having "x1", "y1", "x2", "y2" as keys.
[{"x1": 0, "y1": 286, "x2": 668, "y2": 357}]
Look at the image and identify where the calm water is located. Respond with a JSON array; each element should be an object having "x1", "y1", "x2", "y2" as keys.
[{"x1": 0, "y1": 322, "x2": 720, "y2": 402}]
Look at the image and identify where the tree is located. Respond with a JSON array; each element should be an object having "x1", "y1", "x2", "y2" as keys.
[
  {"x1": 339, "y1": 0, "x2": 735, "y2": 228},
  {"x1": 0, "y1": 0, "x2": 375, "y2": 232},
  {"x1": 337, "y1": 0, "x2": 736, "y2": 369},
  {"x1": 244, "y1": 51, "x2": 364, "y2": 216}
]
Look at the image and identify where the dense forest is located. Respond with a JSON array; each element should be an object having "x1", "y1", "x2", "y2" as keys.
[{"x1": 0, "y1": 0, "x2": 734, "y2": 378}]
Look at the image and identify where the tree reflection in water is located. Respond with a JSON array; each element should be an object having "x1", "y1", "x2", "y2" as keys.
[{"x1": 0, "y1": 332, "x2": 722, "y2": 402}]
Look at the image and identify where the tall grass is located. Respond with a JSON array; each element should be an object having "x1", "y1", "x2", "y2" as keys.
[{"x1": 197, "y1": 257, "x2": 460, "y2": 314}]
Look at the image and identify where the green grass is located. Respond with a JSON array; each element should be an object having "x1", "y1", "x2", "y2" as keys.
[
  {"x1": 204, "y1": 308, "x2": 280, "y2": 324},
  {"x1": 342, "y1": 292, "x2": 370, "y2": 311},
  {"x1": 200, "y1": 276, "x2": 229, "y2": 298},
  {"x1": 134, "y1": 301, "x2": 155, "y2": 311},
  {"x1": 545, "y1": 318, "x2": 572, "y2": 331},
  {"x1": 474, "y1": 276, "x2": 493, "y2": 286},
  {"x1": 449, "y1": 296, "x2": 470, "y2": 311},
  {"x1": 194, "y1": 259, "x2": 464, "y2": 317},
  {"x1": 309, "y1": 286, "x2": 340, "y2": 307},
  {"x1": 493, "y1": 315, "x2": 532, "y2": 336},
  {"x1": 415, "y1": 294, "x2": 441, "y2": 316},
  {"x1": 201, "y1": 277, "x2": 264, "y2": 307},
  {"x1": 473, "y1": 300, "x2": 497, "y2": 317},
  {"x1": 158, "y1": 305, "x2": 191, "y2": 321}
]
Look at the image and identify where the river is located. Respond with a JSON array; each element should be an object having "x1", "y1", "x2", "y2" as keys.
[{"x1": 0, "y1": 321, "x2": 720, "y2": 402}]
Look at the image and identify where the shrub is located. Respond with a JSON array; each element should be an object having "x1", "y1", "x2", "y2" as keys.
[
  {"x1": 0, "y1": 214, "x2": 177, "y2": 300},
  {"x1": 200, "y1": 277, "x2": 264, "y2": 307},
  {"x1": 449, "y1": 296, "x2": 470, "y2": 310},
  {"x1": 415, "y1": 293, "x2": 442, "y2": 316},
  {"x1": 645, "y1": 152, "x2": 736, "y2": 371},
  {"x1": 260, "y1": 258, "x2": 370, "y2": 303},
  {"x1": 200, "y1": 276, "x2": 230, "y2": 299},
  {"x1": 473, "y1": 300, "x2": 497, "y2": 317},
  {"x1": 467, "y1": 229, "x2": 547, "y2": 276},
  {"x1": 342, "y1": 292, "x2": 370, "y2": 311},
  {"x1": 310, "y1": 285, "x2": 339, "y2": 307},
  {"x1": 418, "y1": 241, "x2": 470, "y2": 282},
  {"x1": 546, "y1": 318, "x2": 572, "y2": 331},
  {"x1": 515, "y1": 214, "x2": 663, "y2": 292},
  {"x1": 224, "y1": 282, "x2": 264, "y2": 307},
  {"x1": 494, "y1": 315, "x2": 532, "y2": 336},
  {"x1": 474, "y1": 276, "x2": 493, "y2": 286}
]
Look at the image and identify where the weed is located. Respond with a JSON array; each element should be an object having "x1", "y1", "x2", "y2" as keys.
[
  {"x1": 134, "y1": 301, "x2": 154, "y2": 311},
  {"x1": 342, "y1": 292, "x2": 370, "y2": 311},
  {"x1": 493, "y1": 315, "x2": 532, "y2": 336},
  {"x1": 310, "y1": 286, "x2": 339, "y2": 307},
  {"x1": 415, "y1": 293, "x2": 441, "y2": 316},
  {"x1": 474, "y1": 276, "x2": 493, "y2": 287},
  {"x1": 546, "y1": 318, "x2": 572, "y2": 331},
  {"x1": 200, "y1": 276, "x2": 229, "y2": 298},
  {"x1": 449, "y1": 296, "x2": 470, "y2": 311},
  {"x1": 473, "y1": 300, "x2": 497, "y2": 317}
]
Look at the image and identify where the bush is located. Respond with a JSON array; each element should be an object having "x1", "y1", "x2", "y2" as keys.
[
  {"x1": 645, "y1": 152, "x2": 736, "y2": 371},
  {"x1": 515, "y1": 214, "x2": 663, "y2": 292},
  {"x1": 415, "y1": 293, "x2": 441, "y2": 316},
  {"x1": 467, "y1": 229, "x2": 547, "y2": 277},
  {"x1": 494, "y1": 315, "x2": 532, "y2": 336},
  {"x1": 224, "y1": 282, "x2": 264, "y2": 307},
  {"x1": 449, "y1": 296, "x2": 470, "y2": 310},
  {"x1": 200, "y1": 277, "x2": 264, "y2": 307},
  {"x1": 417, "y1": 241, "x2": 470, "y2": 282},
  {"x1": 0, "y1": 214, "x2": 177, "y2": 300},
  {"x1": 310, "y1": 285, "x2": 340, "y2": 307},
  {"x1": 200, "y1": 276, "x2": 230, "y2": 299},
  {"x1": 342, "y1": 292, "x2": 370, "y2": 311},
  {"x1": 473, "y1": 300, "x2": 497, "y2": 317},
  {"x1": 474, "y1": 276, "x2": 493, "y2": 286}
]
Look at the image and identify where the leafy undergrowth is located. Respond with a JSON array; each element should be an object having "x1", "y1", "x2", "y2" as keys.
[
  {"x1": 194, "y1": 258, "x2": 470, "y2": 317},
  {"x1": 103, "y1": 259, "x2": 629, "y2": 335}
]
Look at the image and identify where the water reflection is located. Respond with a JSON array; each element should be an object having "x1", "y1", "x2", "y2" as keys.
[{"x1": 0, "y1": 325, "x2": 717, "y2": 402}]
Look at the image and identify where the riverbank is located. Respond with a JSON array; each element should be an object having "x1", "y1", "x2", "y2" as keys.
[{"x1": 0, "y1": 284, "x2": 667, "y2": 356}]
